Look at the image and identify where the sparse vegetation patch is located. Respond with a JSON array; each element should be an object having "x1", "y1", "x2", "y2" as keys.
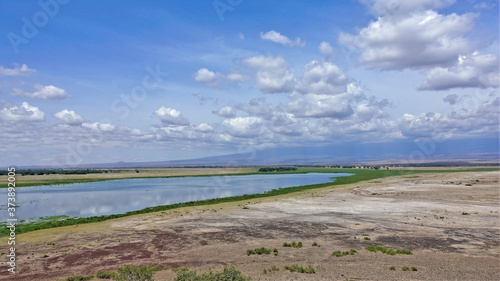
[{"x1": 365, "y1": 245, "x2": 412, "y2": 255}]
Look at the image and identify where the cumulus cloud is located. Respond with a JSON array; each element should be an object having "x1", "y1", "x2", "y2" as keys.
[
  {"x1": 260, "y1": 30, "x2": 305, "y2": 47},
  {"x1": 222, "y1": 116, "x2": 264, "y2": 138},
  {"x1": 82, "y1": 122, "x2": 116, "y2": 132},
  {"x1": 243, "y1": 55, "x2": 295, "y2": 93},
  {"x1": 318, "y1": 41, "x2": 334, "y2": 60},
  {"x1": 443, "y1": 94, "x2": 459, "y2": 105},
  {"x1": 298, "y1": 60, "x2": 349, "y2": 95},
  {"x1": 338, "y1": 10, "x2": 476, "y2": 70},
  {"x1": 11, "y1": 84, "x2": 70, "y2": 99},
  {"x1": 361, "y1": 0, "x2": 456, "y2": 17},
  {"x1": 213, "y1": 105, "x2": 236, "y2": 118},
  {"x1": 0, "y1": 102, "x2": 45, "y2": 122},
  {"x1": 154, "y1": 106, "x2": 190, "y2": 126},
  {"x1": 54, "y1": 109, "x2": 84, "y2": 126},
  {"x1": 288, "y1": 93, "x2": 355, "y2": 118},
  {"x1": 236, "y1": 98, "x2": 274, "y2": 119},
  {"x1": 194, "y1": 68, "x2": 223, "y2": 88},
  {"x1": 0, "y1": 63, "x2": 35, "y2": 76},
  {"x1": 193, "y1": 123, "x2": 214, "y2": 133},
  {"x1": 398, "y1": 97, "x2": 499, "y2": 138},
  {"x1": 419, "y1": 52, "x2": 499, "y2": 90}
]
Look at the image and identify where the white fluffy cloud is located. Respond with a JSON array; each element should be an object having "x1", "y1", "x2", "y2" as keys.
[
  {"x1": 318, "y1": 41, "x2": 334, "y2": 60},
  {"x1": 288, "y1": 93, "x2": 355, "y2": 118},
  {"x1": 54, "y1": 109, "x2": 84, "y2": 126},
  {"x1": 82, "y1": 122, "x2": 116, "y2": 132},
  {"x1": 260, "y1": 30, "x2": 305, "y2": 47},
  {"x1": 213, "y1": 105, "x2": 236, "y2": 118},
  {"x1": 194, "y1": 68, "x2": 223, "y2": 88},
  {"x1": 243, "y1": 55, "x2": 295, "y2": 93},
  {"x1": 0, "y1": 63, "x2": 35, "y2": 76},
  {"x1": 154, "y1": 106, "x2": 190, "y2": 126},
  {"x1": 361, "y1": 0, "x2": 456, "y2": 17},
  {"x1": 398, "y1": 97, "x2": 499, "y2": 138},
  {"x1": 11, "y1": 84, "x2": 70, "y2": 99},
  {"x1": 0, "y1": 102, "x2": 45, "y2": 122},
  {"x1": 222, "y1": 116, "x2": 264, "y2": 138},
  {"x1": 298, "y1": 60, "x2": 349, "y2": 95},
  {"x1": 339, "y1": 10, "x2": 476, "y2": 70},
  {"x1": 419, "y1": 52, "x2": 499, "y2": 90}
]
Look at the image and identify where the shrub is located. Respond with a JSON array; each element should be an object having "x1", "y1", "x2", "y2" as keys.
[
  {"x1": 389, "y1": 266, "x2": 396, "y2": 270},
  {"x1": 402, "y1": 266, "x2": 410, "y2": 271},
  {"x1": 174, "y1": 265, "x2": 252, "y2": 281},
  {"x1": 365, "y1": 245, "x2": 412, "y2": 255},
  {"x1": 96, "y1": 270, "x2": 117, "y2": 279},
  {"x1": 115, "y1": 264, "x2": 165, "y2": 281},
  {"x1": 364, "y1": 237, "x2": 371, "y2": 241},
  {"x1": 331, "y1": 249, "x2": 357, "y2": 257},
  {"x1": 246, "y1": 247, "x2": 272, "y2": 256},
  {"x1": 284, "y1": 264, "x2": 315, "y2": 274},
  {"x1": 312, "y1": 242, "x2": 320, "y2": 247},
  {"x1": 282, "y1": 241, "x2": 302, "y2": 248},
  {"x1": 262, "y1": 265, "x2": 280, "y2": 274},
  {"x1": 411, "y1": 266, "x2": 418, "y2": 271}
]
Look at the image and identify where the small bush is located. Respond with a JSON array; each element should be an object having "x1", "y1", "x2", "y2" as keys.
[
  {"x1": 365, "y1": 245, "x2": 412, "y2": 255},
  {"x1": 262, "y1": 265, "x2": 280, "y2": 274},
  {"x1": 282, "y1": 241, "x2": 302, "y2": 248},
  {"x1": 273, "y1": 248, "x2": 278, "y2": 256},
  {"x1": 284, "y1": 264, "x2": 315, "y2": 274},
  {"x1": 246, "y1": 247, "x2": 272, "y2": 256},
  {"x1": 389, "y1": 266, "x2": 396, "y2": 270},
  {"x1": 115, "y1": 264, "x2": 164, "y2": 281},
  {"x1": 331, "y1": 249, "x2": 357, "y2": 257},
  {"x1": 312, "y1": 242, "x2": 320, "y2": 247},
  {"x1": 364, "y1": 237, "x2": 371, "y2": 240},
  {"x1": 411, "y1": 266, "x2": 418, "y2": 271},
  {"x1": 96, "y1": 270, "x2": 117, "y2": 279},
  {"x1": 402, "y1": 266, "x2": 410, "y2": 271},
  {"x1": 64, "y1": 275, "x2": 93, "y2": 281},
  {"x1": 462, "y1": 212, "x2": 470, "y2": 215},
  {"x1": 174, "y1": 265, "x2": 252, "y2": 281}
]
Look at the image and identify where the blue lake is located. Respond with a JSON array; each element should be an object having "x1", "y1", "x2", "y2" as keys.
[{"x1": 0, "y1": 173, "x2": 351, "y2": 221}]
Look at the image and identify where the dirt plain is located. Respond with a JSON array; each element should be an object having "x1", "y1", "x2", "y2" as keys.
[{"x1": 0, "y1": 170, "x2": 499, "y2": 280}]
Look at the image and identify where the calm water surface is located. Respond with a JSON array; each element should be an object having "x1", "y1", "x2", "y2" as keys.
[{"x1": 1, "y1": 173, "x2": 351, "y2": 220}]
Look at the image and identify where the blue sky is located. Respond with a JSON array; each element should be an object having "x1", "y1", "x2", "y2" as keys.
[{"x1": 0, "y1": 0, "x2": 498, "y2": 166}]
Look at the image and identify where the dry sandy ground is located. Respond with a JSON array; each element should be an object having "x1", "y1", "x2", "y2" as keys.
[{"x1": 0, "y1": 171, "x2": 498, "y2": 280}]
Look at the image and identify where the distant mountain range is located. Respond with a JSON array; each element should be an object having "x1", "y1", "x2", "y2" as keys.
[{"x1": 12, "y1": 138, "x2": 499, "y2": 169}]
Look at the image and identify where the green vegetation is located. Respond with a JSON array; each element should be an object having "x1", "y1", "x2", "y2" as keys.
[
  {"x1": 246, "y1": 247, "x2": 275, "y2": 256},
  {"x1": 174, "y1": 265, "x2": 252, "y2": 281},
  {"x1": 411, "y1": 266, "x2": 418, "y2": 271},
  {"x1": 364, "y1": 236, "x2": 371, "y2": 240},
  {"x1": 258, "y1": 167, "x2": 297, "y2": 172},
  {"x1": 331, "y1": 249, "x2": 357, "y2": 257},
  {"x1": 262, "y1": 265, "x2": 280, "y2": 274},
  {"x1": 63, "y1": 275, "x2": 93, "y2": 281},
  {"x1": 389, "y1": 266, "x2": 396, "y2": 270},
  {"x1": 96, "y1": 270, "x2": 117, "y2": 279},
  {"x1": 282, "y1": 241, "x2": 302, "y2": 248},
  {"x1": 462, "y1": 212, "x2": 470, "y2": 215},
  {"x1": 402, "y1": 266, "x2": 410, "y2": 271},
  {"x1": 312, "y1": 242, "x2": 320, "y2": 247},
  {"x1": 114, "y1": 265, "x2": 165, "y2": 281},
  {"x1": 2, "y1": 167, "x2": 497, "y2": 236},
  {"x1": 365, "y1": 245, "x2": 413, "y2": 255},
  {"x1": 284, "y1": 264, "x2": 315, "y2": 274}
]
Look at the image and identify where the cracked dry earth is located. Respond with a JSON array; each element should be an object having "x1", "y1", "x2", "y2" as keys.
[{"x1": 1, "y1": 171, "x2": 499, "y2": 280}]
